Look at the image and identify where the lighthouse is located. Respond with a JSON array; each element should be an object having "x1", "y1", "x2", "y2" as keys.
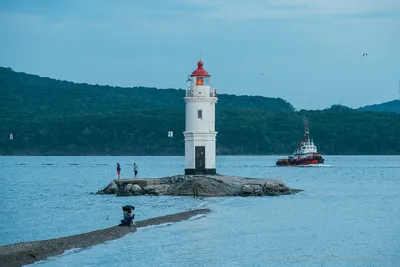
[{"x1": 184, "y1": 60, "x2": 218, "y2": 175}]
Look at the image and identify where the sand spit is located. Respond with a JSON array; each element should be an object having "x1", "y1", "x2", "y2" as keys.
[{"x1": 0, "y1": 208, "x2": 211, "y2": 267}]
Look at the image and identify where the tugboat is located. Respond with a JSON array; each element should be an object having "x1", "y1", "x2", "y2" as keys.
[{"x1": 276, "y1": 120, "x2": 324, "y2": 166}]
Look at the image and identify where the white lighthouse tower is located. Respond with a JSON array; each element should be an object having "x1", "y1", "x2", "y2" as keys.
[{"x1": 184, "y1": 60, "x2": 218, "y2": 175}]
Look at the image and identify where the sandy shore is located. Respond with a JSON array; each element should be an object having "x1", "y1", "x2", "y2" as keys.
[{"x1": 0, "y1": 208, "x2": 211, "y2": 267}]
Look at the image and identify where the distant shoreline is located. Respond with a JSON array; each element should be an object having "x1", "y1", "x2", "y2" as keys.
[
  {"x1": 1, "y1": 154, "x2": 400, "y2": 157},
  {"x1": 0, "y1": 208, "x2": 211, "y2": 267}
]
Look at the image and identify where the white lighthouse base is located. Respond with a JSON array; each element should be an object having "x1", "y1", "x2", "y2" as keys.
[{"x1": 184, "y1": 132, "x2": 217, "y2": 175}]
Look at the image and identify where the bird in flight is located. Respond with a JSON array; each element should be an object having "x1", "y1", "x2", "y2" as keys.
[
  {"x1": 362, "y1": 53, "x2": 368, "y2": 56},
  {"x1": 185, "y1": 75, "x2": 191, "y2": 83}
]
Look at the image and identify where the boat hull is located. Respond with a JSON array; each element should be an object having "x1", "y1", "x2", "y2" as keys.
[{"x1": 276, "y1": 155, "x2": 324, "y2": 167}]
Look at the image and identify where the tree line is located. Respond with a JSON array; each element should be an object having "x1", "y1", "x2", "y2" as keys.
[{"x1": 1, "y1": 66, "x2": 400, "y2": 155}]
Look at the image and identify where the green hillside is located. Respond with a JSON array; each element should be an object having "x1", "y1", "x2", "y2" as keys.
[
  {"x1": 358, "y1": 100, "x2": 400, "y2": 113},
  {"x1": 1, "y1": 67, "x2": 400, "y2": 155}
]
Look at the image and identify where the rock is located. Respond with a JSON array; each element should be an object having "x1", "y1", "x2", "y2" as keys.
[
  {"x1": 166, "y1": 176, "x2": 186, "y2": 184},
  {"x1": 242, "y1": 184, "x2": 263, "y2": 196},
  {"x1": 103, "y1": 181, "x2": 118, "y2": 194},
  {"x1": 279, "y1": 186, "x2": 289, "y2": 193},
  {"x1": 96, "y1": 174, "x2": 301, "y2": 197},
  {"x1": 254, "y1": 185, "x2": 263, "y2": 196},
  {"x1": 262, "y1": 185, "x2": 281, "y2": 196},
  {"x1": 124, "y1": 184, "x2": 134, "y2": 191},
  {"x1": 144, "y1": 185, "x2": 169, "y2": 196},
  {"x1": 131, "y1": 184, "x2": 142, "y2": 195},
  {"x1": 166, "y1": 176, "x2": 241, "y2": 196},
  {"x1": 242, "y1": 185, "x2": 253, "y2": 195},
  {"x1": 124, "y1": 184, "x2": 142, "y2": 195},
  {"x1": 264, "y1": 183, "x2": 274, "y2": 189}
]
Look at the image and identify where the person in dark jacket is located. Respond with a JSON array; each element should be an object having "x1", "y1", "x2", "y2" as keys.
[
  {"x1": 117, "y1": 162, "x2": 121, "y2": 179},
  {"x1": 120, "y1": 210, "x2": 135, "y2": 226},
  {"x1": 125, "y1": 210, "x2": 134, "y2": 221},
  {"x1": 133, "y1": 163, "x2": 138, "y2": 178}
]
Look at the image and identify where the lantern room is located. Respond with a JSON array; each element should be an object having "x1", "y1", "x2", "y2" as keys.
[
  {"x1": 190, "y1": 61, "x2": 210, "y2": 85},
  {"x1": 187, "y1": 60, "x2": 216, "y2": 98}
]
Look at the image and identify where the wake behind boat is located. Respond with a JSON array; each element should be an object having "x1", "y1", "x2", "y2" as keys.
[{"x1": 276, "y1": 120, "x2": 324, "y2": 167}]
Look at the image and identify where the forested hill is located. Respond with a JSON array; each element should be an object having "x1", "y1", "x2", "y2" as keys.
[
  {"x1": 1, "y1": 66, "x2": 400, "y2": 156},
  {"x1": 0, "y1": 67, "x2": 294, "y2": 120},
  {"x1": 358, "y1": 100, "x2": 400, "y2": 113}
]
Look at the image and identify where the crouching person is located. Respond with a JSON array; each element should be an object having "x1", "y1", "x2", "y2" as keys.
[{"x1": 119, "y1": 205, "x2": 136, "y2": 226}]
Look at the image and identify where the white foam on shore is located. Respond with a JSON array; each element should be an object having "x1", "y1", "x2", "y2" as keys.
[
  {"x1": 137, "y1": 222, "x2": 174, "y2": 232},
  {"x1": 137, "y1": 213, "x2": 208, "y2": 232},
  {"x1": 187, "y1": 214, "x2": 207, "y2": 221},
  {"x1": 64, "y1": 247, "x2": 83, "y2": 254}
]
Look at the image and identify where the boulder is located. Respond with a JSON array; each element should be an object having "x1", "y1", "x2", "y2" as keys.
[
  {"x1": 264, "y1": 183, "x2": 274, "y2": 189},
  {"x1": 262, "y1": 182, "x2": 282, "y2": 196},
  {"x1": 242, "y1": 184, "x2": 263, "y2": 196},
  {"x1": 166, "y1": 177, "x2": 241, "y2": 196},
  {"x1": 166, "y1": 176, "x2": 186, "y2": 184},
  {"x1": 124, "y1": 184, "x2": 143, "y2": 195},
  {"x1": 104, "y1": 180, "x2": 118, "y2": 194},
  {"x1": 131, "y1": 184, "x2": 143, "y2": 194},
  {"x1": 242, "y1": 185, "x2": 253, "y2": 195},
  {"x1": 144, "y1": 185, "x2": 170, "y2": 196},
  {"x1": 253, "y1": 185, "x2": 263, "y2": 196}
]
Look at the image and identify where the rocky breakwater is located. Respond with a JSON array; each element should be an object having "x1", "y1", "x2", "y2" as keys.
[{"x1": 96, "y1": 174, "x2": 302, "y2": 197}]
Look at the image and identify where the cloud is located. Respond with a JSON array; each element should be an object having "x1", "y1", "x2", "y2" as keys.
[
  {"x1": 2, "y1": 0, "x2": 398, "y2": 40},
  {"x1": 175, "y1": 0, "x2": 400, "y2": 22}
]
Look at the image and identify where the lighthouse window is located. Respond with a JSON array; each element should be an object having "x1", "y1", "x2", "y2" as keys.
[
  {"x1": 196, "y1": 77, "x2": 204, "y2": 85},
  {"x1": 198, "y1": 109, "x2": 203, "y2": 119}
]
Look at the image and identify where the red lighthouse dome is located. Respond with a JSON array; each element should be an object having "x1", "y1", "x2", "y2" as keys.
[{"x1": 190, "y1": 61, "x2": 211, "y2": 77}]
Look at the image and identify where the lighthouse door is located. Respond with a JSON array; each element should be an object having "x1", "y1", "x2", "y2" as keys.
[{"x1": 195, "y1": 146, "x2": 205, "y2": 173}]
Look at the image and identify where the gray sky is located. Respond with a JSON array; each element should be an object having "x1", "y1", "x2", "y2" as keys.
[{"x1": 1, "y1": 0, "x2": 399, "y2": 110}]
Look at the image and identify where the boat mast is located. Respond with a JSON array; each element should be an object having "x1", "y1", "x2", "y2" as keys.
[{"x1": 304, "y1": 119, "x2": 310, "y2": 143}]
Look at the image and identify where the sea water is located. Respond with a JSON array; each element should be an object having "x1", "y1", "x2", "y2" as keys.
[{"x1": 0, "y1": 156, "x2": 399, "y2": 266}]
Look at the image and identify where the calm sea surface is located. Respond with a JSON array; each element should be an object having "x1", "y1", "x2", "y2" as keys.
[{"x1": 1, "y1": 156, "x2": 399, "y2": 267}]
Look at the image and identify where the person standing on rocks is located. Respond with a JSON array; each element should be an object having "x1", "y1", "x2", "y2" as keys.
[
  {"x1": 133, "y1": 163, "x2": 138, "y2": 178},
  {"x1": 117, "y1": 162, "x2": 121, "y2": 179}
]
